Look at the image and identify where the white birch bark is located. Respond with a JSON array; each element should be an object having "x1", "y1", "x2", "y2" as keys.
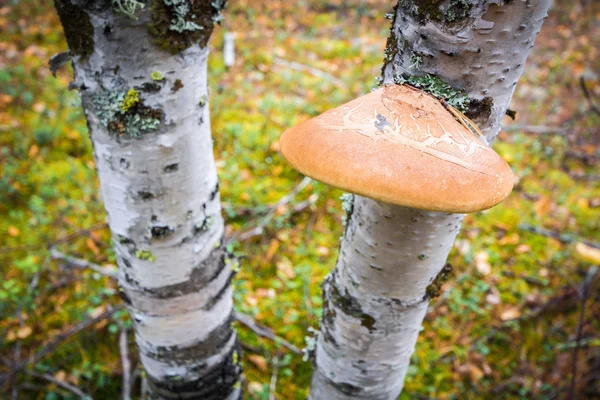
[
  {"x1": 310, "y1": 1, "x2": 552, "y2": 398},
  {"x1": 54, "y1": 1, "x2": 240, "y2": 399}
]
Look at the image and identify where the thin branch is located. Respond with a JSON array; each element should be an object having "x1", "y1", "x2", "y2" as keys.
[
  {"x1": 234, "y1": 176, "x2": 314, "y2": 242},
  {"x1": 0, "y1": 222, "x2": 108, "y2": 255},
  {"x1": 518, "y1": 224, "x2": 600, "y2": 249},
  {"x1": 269, "y1": 355, "x2": 279, "y2": 400},
  {"x1": 502, "y1": 124, "x2": 569, "y2": 135},
  {"x1": 580, "y1": 76, "x2": 600, "y2": 117},
  {"x1": 568, "y1": 266, "x2": 598, "y2": 400},
  {"x1": 234, "y1": 312, "x2": 302, "y2": 355},
  {"x1": 273, "y1": 57, "x2": 344, "y2": 86},
  {"x1": 50, "y1": 248, "x2": 118, "y2": 278},
  {"x1": 119, "y1": 325, "x2": 132, "y2": 400},
  {"x1": 25, "y1": 371, "x2": 91, "y2": 400},
  {"x1": 1, "y1": 305, "x2": 124, "y2": 386}
]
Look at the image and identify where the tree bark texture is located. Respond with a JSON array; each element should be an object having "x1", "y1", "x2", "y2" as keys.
[
  {"x1": 310, "y1": 1, "x2": 552, "y2": 399},
  {"x1": 54, "y1": 1, "x2": 241, "y2": 399}
]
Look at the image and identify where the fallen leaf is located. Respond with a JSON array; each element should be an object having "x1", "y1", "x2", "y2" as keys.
[
  {"x1": 516, "y1": 244, "x2": 531, "y2": 254},
  {"x1": 316, "y1": 246, "x2": 329, "y2": 257},
  {"x1": 575, "y1": 242, "x2": 600, "y2": 264},
  {"x1": 534, "y1": 196, "x2": 552, "y2": 217},
  {"x1": 498, "y1": 233, "x2": 519, "y2": 245},
  {"x1": 247, "y1": 381, "x2": 263, "y2": 395},
  {"x1": 54, "y1": 370, "x2": 67, "y2": 383},
  {"x1": 28, "y1": 144, "x2": 39, "y2": 157},
  {"x1": 475, "y1": 251, "x2": 491, "y2": 276},
  {"x1": 17, "y1": 326, "x2": 33, "y2": 339},
  {"x1": 86, "y1": 238, "x2": 100, "y2": 254},
  {"x1": 500, "y1": 307, "x2": 521, "y2": 321},
  {"x1": 265, "y1": 239, "x2": 280, "y2": 262},
  {"x1": 248, "y1": 354, "x2": 268, "y2": 371},
  {"x1": 277, "y1": 257, "x2": 296, "y2": 279}
]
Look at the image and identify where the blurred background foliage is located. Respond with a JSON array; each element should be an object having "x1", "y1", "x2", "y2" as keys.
[{"x1": 0, "y1": 0, "x2": 599, "y2": 399}]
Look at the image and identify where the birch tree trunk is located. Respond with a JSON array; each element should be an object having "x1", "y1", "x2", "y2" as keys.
[
  {"x1": 54, "y1": 1, "x2": 241, "y2": 399},
  {"x1": 310, "y1": 1, "x2": 552, "y2": 398}
]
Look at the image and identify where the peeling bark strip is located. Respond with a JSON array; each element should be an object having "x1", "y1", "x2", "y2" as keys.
[
  {"x1": 310, "y1": 1, "x2": 551, "y2": 398},
  {"x1": 53, "y1": 1, "x2": 240, "y2": 399}
]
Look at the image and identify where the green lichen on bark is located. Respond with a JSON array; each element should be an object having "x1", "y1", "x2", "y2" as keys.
[
  {"x1": 394, "y1": 73, "x2": 470, "y2": 112},
  {"x1": 54, "y1": 0, "x2": 95, "y2": 58},
  {"x1": 91, "y1": 88, "x2": 164, "y2": 138},
  {"x1": 148, "y1": 0, "x2": 226, "y2": 53}
]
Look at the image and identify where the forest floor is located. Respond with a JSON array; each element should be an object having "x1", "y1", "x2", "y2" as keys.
[{"x1": 1, "y1": 0, "x2": 599, "y2": 399}]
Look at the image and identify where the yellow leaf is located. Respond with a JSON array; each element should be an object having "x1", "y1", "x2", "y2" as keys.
[{"x1": 575, "y1": 242, "x2": 600, "y2": 264}]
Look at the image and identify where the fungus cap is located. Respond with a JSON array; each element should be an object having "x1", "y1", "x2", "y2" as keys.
[{"x1": 280, "y1": 84, "x2": 514, "y2": 213}]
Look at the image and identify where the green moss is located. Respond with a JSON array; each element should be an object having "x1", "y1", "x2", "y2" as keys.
[
  {"x1": 394, "y1": 73, "x2": 470, "y2": 113},
  {"x1": 466, "y1": 96, "x2": 494, "y2": 120},
  {"x1": 172, "y1": 79, "x2": 184, "y2": 92},
  {"x1": 54, "y1": 0, "x2": 94, "y2": 58},
  {"x1": 400, "y1": 0, "x2": 472, "y2": 25},
  {"x1": 91, "y1": 88, "x2": 163, "y2": 138},
  {"x1": 327, "y1": 275, "x2": 376, "y2": 332},
  {"x1": 148, "y1": 0, "x2": 227, "y2": 54},
  {"x1": 426, "y1": 263, "x2": 453, "y2": 299},
  {"x1": 445, "y1": 0, "x2": 473, "y2": 22}
]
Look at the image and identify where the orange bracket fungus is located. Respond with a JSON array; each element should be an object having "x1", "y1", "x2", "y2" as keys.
[{"x1": 280, "y1": 84, "x2": 514, "y2": 213}]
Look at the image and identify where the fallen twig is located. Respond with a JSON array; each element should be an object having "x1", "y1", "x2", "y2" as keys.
[
  {"x1": 273, "y1": 57, "x2": 344, "y2": 86},
  {"x1": 580, "y1": 76, "x2": 600, "y2": 117},
  {"x1": 568, "y1": 266, "x2": 598, "y2": 400},
  {"x1": 0, "y1": 222, "x2": 108, "y2": 255},
  {"x1": 502, "y1": 124, "x2": 569, "y2": 135},
  {"x1": 119, "y1": 324, "x2": 132, "y2": 400},
  {"x1": 269, "y1": 355, "x2": 279, "y2": 400},
  {"x1": 0, "y1": 305, "x2": 124, "y2": 386},
  {"x1": 518, "y1": 224, "x2": 600, "y2": 249},
  {"x1": 50, "y1": 248, "x2": 118, "y2": 278},
  {"x1": 234, "y1": 176, "x2": 314, "y2": 242},
  {"x1": 234, "y1": 312, "x2": 302, "y2": 355},
  {"x1": 25, "y1": 371, "x2": 91, "y2": 400}
]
